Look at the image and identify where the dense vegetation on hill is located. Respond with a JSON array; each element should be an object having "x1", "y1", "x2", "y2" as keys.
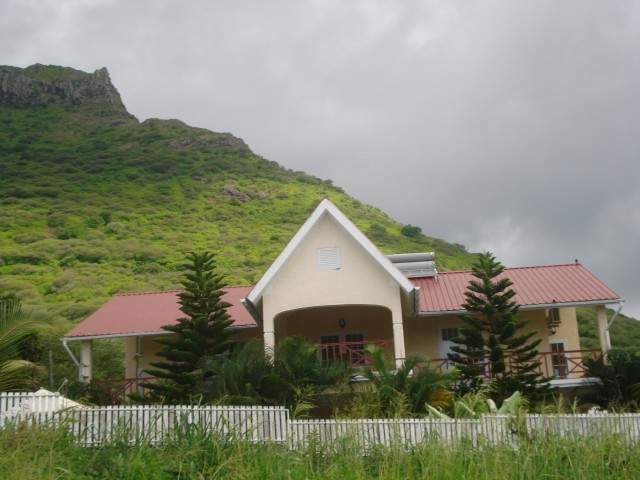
[
  {"x1": 0, "y1": 64, "x2": 636, "y2": 385},
  {"x1": 577, "y1": 307, "x2": 639, "y2": 350},
  {"x1": 0, "y1": 65, "x2": 480, "y2": 383},
  {"x1": 0, "y1": 66, "x2": 476, "y2": 327}
]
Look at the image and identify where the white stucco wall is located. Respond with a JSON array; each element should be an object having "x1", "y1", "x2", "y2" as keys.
[{"x1": 261, "y1": 212, "x2": 406, "y2": 362}]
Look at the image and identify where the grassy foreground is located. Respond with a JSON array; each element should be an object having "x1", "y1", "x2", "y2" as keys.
[{"x1": 1, "y1": 425, "x2": 639, "y2": 479}]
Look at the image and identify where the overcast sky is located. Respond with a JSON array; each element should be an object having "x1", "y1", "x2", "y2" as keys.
[{"x1": 2, "y1": 0, "x2": 639, "y2": 317}]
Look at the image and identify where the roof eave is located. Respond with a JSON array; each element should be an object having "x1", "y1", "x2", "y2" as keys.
[
  {"x1": 417, "y1": 298, "x2": 624, "y2": 317},
  {"x1": 62, "y1": 323, "x2": 259, "y2": 342}
]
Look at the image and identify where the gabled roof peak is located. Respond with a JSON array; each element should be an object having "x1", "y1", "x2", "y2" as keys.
[{"x1": 245, "y1": 198, "x2": 415, "y2": 305}]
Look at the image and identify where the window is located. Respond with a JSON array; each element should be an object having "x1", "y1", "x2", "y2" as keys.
[
  {"x1": 441, "y1": 328, "x2": 459, "y2": 341},
  {"x1": 320, "y1": 335, "x2": 340, "y2": 362},
  {"x1": 547, "y1": 308, "x2": 561, "y2": 334},
  {"x1": 550, "y1": 341, "x2": 568, "y2": 378},
  {"x1": 317, "y1": 247, "x2": 341, "y2": 270}
]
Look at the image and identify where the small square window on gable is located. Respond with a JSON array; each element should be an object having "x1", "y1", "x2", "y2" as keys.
[{"x1": 317, "y1": 247, "x2": 341, "y2": 270}]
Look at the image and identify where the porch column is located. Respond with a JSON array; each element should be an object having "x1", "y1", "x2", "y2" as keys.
[
  {"x1": 391, "y1": 307, "x2": 406, "y2": 369},
  {"x1": 79, "y1": 340, "x2": 92, "y2": 383},
  {"x1": 596, "y1": 305, "x2": 612, "y2": 358},
  {"x1": 263, "y1": 313, "x2": 275, "y2": 357}
]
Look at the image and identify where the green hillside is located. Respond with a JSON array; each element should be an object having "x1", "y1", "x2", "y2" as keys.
[
  {"x1": 0, "y1": 65, "x2": 636, "y2": 384},
  {"x1": 0, "y1": 64, "x2": 475, "y2": 336},
  {"x1": 578, "y1": 307, "x2": 640, "y2": 352}
]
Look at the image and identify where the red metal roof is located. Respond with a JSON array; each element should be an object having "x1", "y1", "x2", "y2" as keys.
[
  {"x1": 412, "y1": 263, "x2": 620, "y2": 314},
  {"x1": 65, "y1": 286, "x2": 256, "y2": 338},
  {"x1": 65, "y1": 263, "x2": 620, "y2": 339}
]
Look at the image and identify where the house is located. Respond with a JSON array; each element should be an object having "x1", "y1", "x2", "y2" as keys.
[{"x1": 63, "y1": 199, "x2": 623, "y2": 393}]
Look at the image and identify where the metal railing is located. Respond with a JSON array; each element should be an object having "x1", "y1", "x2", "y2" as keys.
[
  {"x1": 317, "y1": 339, "x2": 392, "y2": 367},
  {"x1": 429, "y1": 348, "x2": 602, "y2": 379},
  {"x1": 93, "y1": 377, "x2": 154, "y2": 403},
  {"x1": 94, "y1": 347, "x2": 602, "y2": 403}
]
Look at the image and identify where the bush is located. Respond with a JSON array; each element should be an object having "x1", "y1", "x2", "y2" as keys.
[
  {"x1": 342, "y1": 345, "x2": 455, "y2": 418},
  {"x1": 12, "y1": 232, "x2": 48, "y2": 244},
  {"x1": 585, "y1": 348, "x2": 640, "y2": 407},
  {"x1": 54, "y1": 216, "x2": 87, "y2": 239},
  {"x1": 367, "y1": 223, "x2": 393, "y2": 243},
  {"x1": 401, "y1": 224, "x2": 422, "y2": 237}
]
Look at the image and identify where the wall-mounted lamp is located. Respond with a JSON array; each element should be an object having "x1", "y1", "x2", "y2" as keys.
[{"x1": 338, "y1": 318, "x2": 346, "y2": 329}]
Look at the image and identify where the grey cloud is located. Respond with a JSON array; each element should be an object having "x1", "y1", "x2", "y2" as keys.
[{"x1": 1, "y1": 0, "x2": 639, "y2": 315}]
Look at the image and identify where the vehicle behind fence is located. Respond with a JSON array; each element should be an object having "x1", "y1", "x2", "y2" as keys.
[{"x1": 1, "y1": 391, "x2": 74, "y2": 424}]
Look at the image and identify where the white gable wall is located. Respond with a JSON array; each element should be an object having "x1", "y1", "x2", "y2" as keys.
[{"x1": 261, "y1": 212, "x2": 406, "y2": 364}]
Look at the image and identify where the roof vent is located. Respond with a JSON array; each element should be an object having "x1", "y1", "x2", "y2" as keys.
[{"x1": 386, "y1": 252, "x2": 437, "y2": 278}]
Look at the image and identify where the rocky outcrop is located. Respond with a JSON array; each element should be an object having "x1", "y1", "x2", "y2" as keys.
[
  {"x1": 0, "y1": 64, "x2": 131, "y2": 117},
  {"x1": 221, "y1": 185, "x2": 251, "y2": 202},
  {"x1": 220, "y1": 185, "x2": 269, "y2": 202},
  {"x1": 167, "y1": 133, "x2": 250, "y2": 152}
]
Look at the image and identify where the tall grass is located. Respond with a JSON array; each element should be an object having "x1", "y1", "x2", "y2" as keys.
[{"x1": 1, "y1": 423, "x2": 639, "y2": 479}]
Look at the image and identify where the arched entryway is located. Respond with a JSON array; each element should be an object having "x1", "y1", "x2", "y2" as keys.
[{"x1": 274, "y1": 305, "x2": 396, "y2": 367}]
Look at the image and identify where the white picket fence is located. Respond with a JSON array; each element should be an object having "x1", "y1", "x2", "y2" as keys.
[
  {"x1": 3, "y1": 391, "x2": 640, "y2": 448},
  {"x1": 289, "y1": 414, "x2": 640, "y2": 449},
  {"x1": 6, "y1": 405, "x2": 289, "y2": 446}
]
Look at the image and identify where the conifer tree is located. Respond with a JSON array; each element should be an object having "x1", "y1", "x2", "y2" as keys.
[
  {"x1": 447, "y1": 252, "x2": 549, "y2": 402},
  {"x1": 144, "y1": 252, "x2": 235, "y2": 403}
]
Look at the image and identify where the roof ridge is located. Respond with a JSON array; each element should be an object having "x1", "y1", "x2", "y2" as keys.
[
  {"x1": 418, "y1": 262, "x2": 584, "y2": 277},
  {"x1": 115, "y1": 285, "x2": 254, "y2": 296},
  {"x1": 115, "y1": 289, "x2": 182, "y2": 296}
]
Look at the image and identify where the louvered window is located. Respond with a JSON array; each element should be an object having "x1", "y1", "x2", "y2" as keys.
[{"x1": 317, "y1": 247, "x2": 341, "y2": 270}]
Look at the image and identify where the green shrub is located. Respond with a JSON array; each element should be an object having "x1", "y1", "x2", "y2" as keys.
[
  {"x1": 54, "y1": 216, "x2": 87, "y2": 239},
  {"x1": 12, "y1": 232, "x2": 48, "y2": 244},
  {"x1": 585, "y1": 348, "x2": 640, "y2": 407},
  {"x1": 401, "y1": 224, "x2": 422, "y2": 237},
  {"x1": 367, "y1": 223, "x2": 393, "y2": 243}
]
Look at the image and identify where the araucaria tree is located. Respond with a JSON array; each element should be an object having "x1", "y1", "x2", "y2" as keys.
[
  {"x1": 447, "y1": 252, "x2": 548, "y2": 402},
  {"x1": 144, "y1": 252, "x2": 235, "y2": 403}
]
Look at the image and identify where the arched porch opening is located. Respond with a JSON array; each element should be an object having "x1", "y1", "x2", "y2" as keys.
[{"x1": 273, "y1": 304, "x2": 395, "y2": 367}]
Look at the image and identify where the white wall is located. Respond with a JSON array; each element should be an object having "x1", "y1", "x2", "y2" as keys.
[{"x1": 261, "y1": 212, "x2": 406, "y2": 361}]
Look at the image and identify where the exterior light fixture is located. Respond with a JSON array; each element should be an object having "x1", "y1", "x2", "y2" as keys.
[{"x1": 338, "y1": 318, "x2": 346, "y2": 329}]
